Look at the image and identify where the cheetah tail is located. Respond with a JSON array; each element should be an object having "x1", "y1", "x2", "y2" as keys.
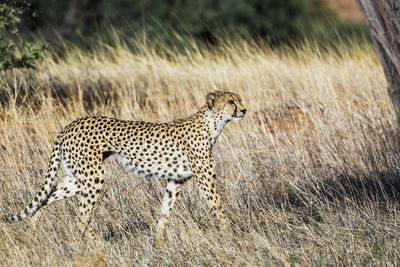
[{"x1": 5, "y1": 138, "x2": 62, "y2": 222}]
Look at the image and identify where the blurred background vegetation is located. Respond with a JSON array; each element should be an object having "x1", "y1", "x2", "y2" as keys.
[
  {"x1": 10, "y1": 0, "x2": 368, "y2": 42},
  {"x1": 1, "y1": 0, "x2": 369, "y2": 69}
]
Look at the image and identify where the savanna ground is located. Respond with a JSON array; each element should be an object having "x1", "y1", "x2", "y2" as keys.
[{"x1": 1, "y1": 36, "x2": 400, "y2": 266}]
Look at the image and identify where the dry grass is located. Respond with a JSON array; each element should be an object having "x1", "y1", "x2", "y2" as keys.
[{"x1": 1, "y1": 36, "x2": 400, "y2": 266}]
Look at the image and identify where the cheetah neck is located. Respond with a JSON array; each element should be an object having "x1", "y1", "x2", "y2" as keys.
[{"x1": 191, "y1": 106, "x2": 229, "y2": 147}]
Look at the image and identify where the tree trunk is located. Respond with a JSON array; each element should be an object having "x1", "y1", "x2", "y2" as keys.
[{"x1": 355, "y1": 0, "x2": 400, "y2": 128}]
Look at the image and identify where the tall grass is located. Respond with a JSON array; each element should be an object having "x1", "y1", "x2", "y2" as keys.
[{"x1": 1, "y1": 35, "x2": 399, "y2": 265}]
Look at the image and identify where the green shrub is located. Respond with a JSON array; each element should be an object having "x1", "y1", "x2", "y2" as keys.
[{"x1": 0, "y1": 1, "x2": 46, "y2": 71}]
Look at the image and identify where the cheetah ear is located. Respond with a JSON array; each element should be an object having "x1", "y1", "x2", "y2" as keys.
[{"x1": 206, "y1": 91, "x2": 222, "y2": 109}]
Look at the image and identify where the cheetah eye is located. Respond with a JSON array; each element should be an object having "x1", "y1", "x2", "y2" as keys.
[{"x1": 228, "y1": 100, "x2": 235, "y2": 105}]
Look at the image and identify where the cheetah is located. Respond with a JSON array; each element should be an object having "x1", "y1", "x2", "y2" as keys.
[{"x1": 5, "y1": 91, "x2": 246, "y2": 234}]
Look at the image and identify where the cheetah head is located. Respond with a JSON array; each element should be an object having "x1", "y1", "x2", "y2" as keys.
[{"x1": 206, "y1": 91, "x2": 247, "y2": 121}]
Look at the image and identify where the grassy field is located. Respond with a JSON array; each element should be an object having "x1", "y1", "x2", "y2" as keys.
[{"x1": 1, "y1": 36, "x2": 400, "y2": 266}]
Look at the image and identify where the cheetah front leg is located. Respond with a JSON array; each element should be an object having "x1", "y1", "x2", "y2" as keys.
[
  {"x1": 157, "y1": 179, "x2": 185, "y2": 230},
  {"x1": 189, "y1": 156, "x2": 229, "y2": 229}
]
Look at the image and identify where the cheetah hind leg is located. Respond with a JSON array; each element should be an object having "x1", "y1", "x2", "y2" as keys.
[
  {"x1": 30, "y1": 175, "x2": 81, "y2": 225},
  {"x1": 76, "y1": 169, "x2": 105, "y2": 237}
]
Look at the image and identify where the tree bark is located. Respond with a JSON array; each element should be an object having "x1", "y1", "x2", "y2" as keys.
[{"x1": 355, "y1": 0, "x2": 400, "y2": 128}]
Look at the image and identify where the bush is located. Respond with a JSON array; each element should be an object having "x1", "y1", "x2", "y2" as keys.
[{"x1": 0, "y1": 1, "x2": 46, "y2": 71}]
